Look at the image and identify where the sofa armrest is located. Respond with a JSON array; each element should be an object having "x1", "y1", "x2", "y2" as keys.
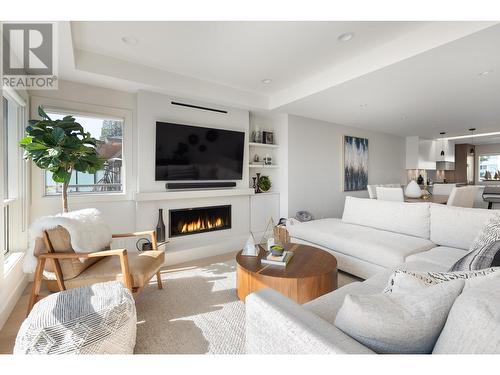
[{"x1": 245, "y1": 288, "x2": 375, "y2": 354}]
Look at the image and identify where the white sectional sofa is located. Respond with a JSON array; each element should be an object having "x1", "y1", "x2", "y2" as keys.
[
  {"x1": 287, "y1": 196, "x2": 496, "y2": 279},
  {"x1": 245, "y1": 197, "x2": 500, "y2": 354}
]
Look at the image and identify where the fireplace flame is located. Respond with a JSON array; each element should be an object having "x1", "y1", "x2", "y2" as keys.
[{"x1": 181, "y1": 216, "x2": 224, "y2": 233}]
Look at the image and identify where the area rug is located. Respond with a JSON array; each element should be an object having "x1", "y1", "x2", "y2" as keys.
[{"x1": 134, "y1": 259, "x2": 245, "y2": 354}]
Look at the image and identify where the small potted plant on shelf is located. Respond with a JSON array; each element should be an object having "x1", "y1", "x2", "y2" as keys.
[
  {"x1": 257, "y1": 175, "x2": 272, "y2": 193},
  {"x1": 19, "y1": 106, "x2": 104, "y2": 213}
]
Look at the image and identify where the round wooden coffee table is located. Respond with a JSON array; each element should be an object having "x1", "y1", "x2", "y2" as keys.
[{"x1": 236, "y1": 243, "x2": 338, "y2": 304}]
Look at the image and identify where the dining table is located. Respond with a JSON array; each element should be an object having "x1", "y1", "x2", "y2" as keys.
[{"x1": 404, "y1": 194, "x2": 449, "y2": 204}]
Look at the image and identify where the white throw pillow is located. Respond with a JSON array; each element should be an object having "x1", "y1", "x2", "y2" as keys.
[
  {"x1": 334, "y1": 279, "x2": 465, "y2": 354},
  {"x1": 433, "y1": 278, "x2": 500, "y2": 354},
  {"x1": 383, "y1": 267, "x2": 500, "y2": 294}
]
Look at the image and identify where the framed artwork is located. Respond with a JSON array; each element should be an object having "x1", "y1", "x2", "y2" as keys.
[{"x1": 343, "y1": 135, "x2": 369, "y2": 191}]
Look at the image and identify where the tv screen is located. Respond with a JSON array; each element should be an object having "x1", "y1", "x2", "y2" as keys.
[{"x1": 155, "y1": 122, "x2": 245, "y2": 181}]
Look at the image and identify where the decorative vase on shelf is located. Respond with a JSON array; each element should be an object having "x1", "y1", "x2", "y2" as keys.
[
  {"x1": 405, "y1": 180, "x2": 423, "y2": 198},
  {"x1": 255, "y1": 173, "x2": 262, "y2": 193},
  {"x1": 156, "y1": 208, "x2": 166, "y2": 242}
]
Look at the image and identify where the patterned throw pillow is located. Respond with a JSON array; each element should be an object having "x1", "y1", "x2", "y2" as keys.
[
  {"x1": 383, "y1": 267, "x2": 500, "y2": 294},
  {"x1": 449, "y1": 214, "x2": 500, "y2": 272}
]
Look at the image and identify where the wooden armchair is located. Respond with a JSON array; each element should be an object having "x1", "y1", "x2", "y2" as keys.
[{"x1": 28, "y1": 229, "x2": 165, "y2": 315}]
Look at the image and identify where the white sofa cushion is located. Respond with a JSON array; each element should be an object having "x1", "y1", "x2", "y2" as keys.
[
  {"x1": 342, "y1": 196, "x2": 430, "y2": 239},
  {"x1": 430, "y1": 204, "x2": 496, "y2": 250},
  {"x1": 288, "y1": 218, "x2": 435, "y2": 269},
  {"x1": 449, "y1": 213, "x2": 500, "y2": 271},
  {"x1": 334, "y1": 279, "x2": 465, "y2": 354},
  {"x1": 383, "y1": 267, "x2": 500, "y2": 294},
  {"x1": 304, "y1": 281, "x2": 381, "y2": 324},
  {"x1": 405, "y1": 246, "x2": 466, "y2": 269},
  {"x1": 433, "y1": 278, "x2": 500, "y2": 354}
]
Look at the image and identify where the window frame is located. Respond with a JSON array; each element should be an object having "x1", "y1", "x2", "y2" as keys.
[
  {"x1": 477, "y1": 153, "x2": 500, "y2": 182},
  {"x1": 2, "y1": 87, "x2": 28, "y2": 258},
  {"x1": 30, "y1": 96, "x2": 134, "y2": 204},
  {"x1": 42, "y1": 109, "x2": 125, "y2": 196}
]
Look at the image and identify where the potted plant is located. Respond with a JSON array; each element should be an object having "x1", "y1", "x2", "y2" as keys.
[
  {"x1": 20, "y1": 106, "x2": 104, "y2": 213},
  {"x1": 258, "y1": 175, "x2": 272, "y2": 193}
]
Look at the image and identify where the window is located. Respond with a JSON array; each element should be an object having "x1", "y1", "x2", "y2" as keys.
[
  {"x1": 2, "y1": 97, "x2": 9, "y2": 255},
  {"x1": 479, "y1": 154, "x2": 500, "y2": 181},
  {"x1": 44, "y1": 112, "x2": 124, "y2": 195}
]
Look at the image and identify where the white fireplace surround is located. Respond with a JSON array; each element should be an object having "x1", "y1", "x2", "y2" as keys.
[{"x1": 132, "y1": 190, "x2": 252, "y2": 265}]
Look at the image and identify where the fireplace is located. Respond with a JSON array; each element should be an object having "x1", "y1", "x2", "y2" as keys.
[{"x1": 169, "y1": 205, "x2": 231, "y2": 237}]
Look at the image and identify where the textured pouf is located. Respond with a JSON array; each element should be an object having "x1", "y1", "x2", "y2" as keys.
[{"x1": 14, "y1": 281, "x2": 137, "y2": 354}]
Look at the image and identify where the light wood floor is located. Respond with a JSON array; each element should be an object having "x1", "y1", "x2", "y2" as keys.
[{"x1": 0, "y1": 251, "x2": 360, "y2": 354}]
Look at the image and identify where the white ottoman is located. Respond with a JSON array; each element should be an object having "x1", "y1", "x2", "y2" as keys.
[{"x1": 14, "y1": 281, "x2": 137, "y2": 354}]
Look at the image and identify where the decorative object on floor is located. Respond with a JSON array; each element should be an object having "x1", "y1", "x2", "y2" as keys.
[
  {"x1": 343, "y1": 135, "x2": 369, "y2": 191},
  {"x1": 263, "y1": 131, "x2": 274, "y2": 144},
  {"x1": 405, "y1": 180, "x2": 423, "y2": 198},
  {"x1": 236, "y1": 243, "x2": 337, "y2": 304},
  {"x1": 295, "y1": 210, "x2": 313, "y2": 222},
  {"x1": 263, "y1": 154, "x2": 272, "y2": 165},
  {"x1": 156, "y1": 208, "x2": 166, "y2": 242},
  {"x1": 449, "y1": 214, "x2": 500, "y2": 271},
  {"x1": 257, "y1": 175, "x2": 271, "y2": 192},
  {"x1": 136, "y1": 237, "x2": 153, "y2": 251},
  {"x1": 383, "y1": 267, "x2": 500, "y2": 294},
  {"x1": 15, "y1": 281, "x2": 136, "y2": 354},
  {"x1": 26, "y1": 209, "x2": 164, "y2": 314},
  {"x1": 255, "y1": 172, "x2": 262, "y2": 193},
  {"x1": 417, "y1": 174, "x2": 424, "y2": 185},
  {"x1": 19, "y1": 106, "x2": 105, "y2": 213},
  {"x1": 334, "y1": 279, "x2": 465, "y2": 354},
  {"x1": 242, "y1": 233, "x2": 259, "y2": 256}
]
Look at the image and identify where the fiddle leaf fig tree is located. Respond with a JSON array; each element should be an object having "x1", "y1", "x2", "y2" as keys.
[{"x1": 20, "y1": 106, "x2": 105, "y2": 213}]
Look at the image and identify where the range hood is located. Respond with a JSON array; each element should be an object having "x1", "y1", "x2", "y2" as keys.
[{"x1": 436, "y1": 161, "x2": 455, "y2": 170}]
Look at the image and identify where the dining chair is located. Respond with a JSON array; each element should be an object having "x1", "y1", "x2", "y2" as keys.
[
  {"x1": 447, "y1": 186, "x2": 477, "y2": 208},
  {"x1": 432, "y1": 183, "x2": 457, "y2": 196},
  {"x1": 376, "y1": 187, "x2": 404, "y2": 202},
  {"x1": 368, "y1": 184, "x2": 402, "y2": 199}
]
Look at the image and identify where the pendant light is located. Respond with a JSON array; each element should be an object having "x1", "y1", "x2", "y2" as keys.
[
  {"x1": 440, "y1": 132, "x2": 446, "y2": 157},
  {"x1": 469, "y1": 128, "x2": 476, "y2": 155}
]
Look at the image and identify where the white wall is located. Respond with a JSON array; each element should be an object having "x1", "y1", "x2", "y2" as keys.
[{"x1": 287, "y1": 115, "x2": 406, "y2": 219}]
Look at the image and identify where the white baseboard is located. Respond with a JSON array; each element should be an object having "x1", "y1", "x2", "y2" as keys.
[{"x1": 0, "y1": 255, "x2": 29, "y2": 330}]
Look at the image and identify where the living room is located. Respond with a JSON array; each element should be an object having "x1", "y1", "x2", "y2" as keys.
[{"x1": 1, "y1": 0, "x2": 500, "y2": 372}]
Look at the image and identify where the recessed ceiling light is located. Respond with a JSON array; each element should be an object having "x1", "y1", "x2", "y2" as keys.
[
  {"x1": 261, "y1": 79, "x2": 272, "y2": 84},
  {"x1": 359, "y1": 103, "x2": 368, "y2": 109},
  {"x1": 121, "y1": 36, "x2": 138, "y2": 45},
  {"x1": 478, "y1": 70, "x2": 493, "y2": 77},
  {"x1": 337, "y1": 32, "x2": 354, "y2": 42},
  {"x1": 401, "y1": 115, "x2": 408, "y2": 120}
]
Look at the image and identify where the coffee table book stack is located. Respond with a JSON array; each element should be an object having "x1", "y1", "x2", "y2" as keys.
[{"x1": 261, "y1": 250, "x2": 294, "y2": 266}]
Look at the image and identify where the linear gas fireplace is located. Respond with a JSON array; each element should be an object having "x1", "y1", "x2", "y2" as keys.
[{"x1": 169, "y1": 205, "x2": 231, "y2": 238}]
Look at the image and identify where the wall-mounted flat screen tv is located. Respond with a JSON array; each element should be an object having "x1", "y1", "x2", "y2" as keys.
[{"x1": 155, "y1": 121, "x2": 245, "y2": 181}]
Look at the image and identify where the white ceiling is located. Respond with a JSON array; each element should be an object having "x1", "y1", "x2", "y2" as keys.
[
  {"x1": 57, "y1": 21, "x2": 500, "y2": 140},
  {"x1": 71, "y1": 21, "x2": 426, "y2": 94},
  {"x1": 280, "y1": 23, "x2": 500, "y2": 138}
]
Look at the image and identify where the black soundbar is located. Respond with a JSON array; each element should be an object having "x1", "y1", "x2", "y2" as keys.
[{"x1": 166, "y1": 182, "x2": 237, "y2": 190}]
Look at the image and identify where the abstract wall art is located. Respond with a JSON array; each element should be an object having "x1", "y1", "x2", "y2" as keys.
[{"x1": 343, "y1": 135, "x2": 369, "y2": 191}]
